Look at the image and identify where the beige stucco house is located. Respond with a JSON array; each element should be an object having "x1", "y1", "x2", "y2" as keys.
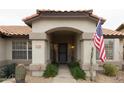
[
  {"x1": 116, "y1": 23, "x2": 124, "y2": 61},
  {"x1": 0, "y1": 9, "x2": 124, "y2": 77}
]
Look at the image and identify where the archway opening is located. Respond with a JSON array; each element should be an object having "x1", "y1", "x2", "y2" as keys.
[{"x1": 47, "y1": 28, "x2": 82, "y2": 64}]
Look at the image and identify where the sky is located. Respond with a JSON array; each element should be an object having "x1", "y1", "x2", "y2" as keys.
[{"x1": 0, "y1": 0, "x2": 124, "y2": 30}]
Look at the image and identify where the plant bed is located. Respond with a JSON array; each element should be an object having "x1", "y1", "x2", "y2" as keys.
[
  {"x1": 43, "y1": 63, "x2": 59, "y2": 78},
  {"x1": 0, "y1": 63, "x2": 16, "y2": 78},
  {"x1": 68, "y1": 61, "x2": 86, "y2": 80},
  {"x1": 103, "y1": 63, "x2": 119, "y2": 76},
  {"x1": 0, "y1": 78, "x2": 6, "y2": 82}
]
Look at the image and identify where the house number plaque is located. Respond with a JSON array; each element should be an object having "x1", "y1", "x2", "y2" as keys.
[{"x1": 35, "y1": 45, "x2": 42, "y2": 49}]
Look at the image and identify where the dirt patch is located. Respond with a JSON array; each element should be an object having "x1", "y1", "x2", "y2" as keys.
[
  {"x1": 95, "y1": 71, "x2": 124, "y2": 83},
  {"x1": 25, "y1": 74, "x2": 53, "y2": 83},
  {"x1": 0, "y1": 78, "x2": 6, "y2": 82},
  {"x1": 1, "y1": 71, "x2": 124, "y2": 83},
  {"x1": 78, "y1": 71, "x2": 124, "y2": 83}
]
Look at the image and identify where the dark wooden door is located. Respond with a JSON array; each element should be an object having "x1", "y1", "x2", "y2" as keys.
[{"x1": 58, "y1": 43, "x2": 67, "y2": 63}]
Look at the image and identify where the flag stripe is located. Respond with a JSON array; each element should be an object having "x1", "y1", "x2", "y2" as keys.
[{"x1": 93, "y1": 19, "x2": 106, "y2": 62}]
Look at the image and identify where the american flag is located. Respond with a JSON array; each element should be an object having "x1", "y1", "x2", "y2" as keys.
[{"x1": 93, "y1": 18, "x2": 106, "y2": 62}]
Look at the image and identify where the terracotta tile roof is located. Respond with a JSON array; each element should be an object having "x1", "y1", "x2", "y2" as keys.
[
  {"x1": 103, "y1": 28, "x2": 124, "y2": 37},
  {"x1": 116, "y1": 23, "x2": 124, "y2": 31},
  {"x1": 23, "y1": 9, "x2": 105, "y2": 26},
  {"x1": 0, "y1": 26, "x2": 31, "y2": 36},
  {"x1": 0, "y1": 26, "x2": 124, "y2": 38},
  {"x1": 23, "y1": 13, "x2": 39, "y2": 22}
]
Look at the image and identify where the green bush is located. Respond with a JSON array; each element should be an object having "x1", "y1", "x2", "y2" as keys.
[
  {"x1": 68, "y1": 61, "x2": 86, "y2": 80},
  {"x1": 68, "y1": 61, "x2": 80, "y2": 68},
  {"x1": 103, "y1": 63, "x2": 118, "y2": 76},
  {"x1": 52, "y1": 61, "x2": 59, "y2": 67},
  {"x1": 70, "y1": 66, "x2": 86, "y2": 80},
  {"x1": 0, "y1": 63, "x2": 16, "y2": 78},
  {"x1": 43, "y1": 63, "x2": 58, "y2": 78}
]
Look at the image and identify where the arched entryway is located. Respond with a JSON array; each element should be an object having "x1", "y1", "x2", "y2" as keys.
[{"x1": 46, "y1": 27, "x2": 82, "y2": 64}]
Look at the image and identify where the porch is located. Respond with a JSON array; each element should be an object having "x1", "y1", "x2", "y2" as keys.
[{"x1": 47, "y1": 29, "x2": 82, "y2": 64}]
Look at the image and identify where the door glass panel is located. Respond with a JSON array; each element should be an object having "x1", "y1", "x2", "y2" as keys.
[{"x1": 58, "y1": 43, "x2": 67, "y2": 63}]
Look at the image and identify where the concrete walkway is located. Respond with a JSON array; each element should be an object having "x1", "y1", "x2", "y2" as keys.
[{"x1": 52, "y1": 65, "x2": 76, "y2": 83}]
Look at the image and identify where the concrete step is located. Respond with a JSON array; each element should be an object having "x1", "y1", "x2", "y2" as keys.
[{"x1": 52, "y1": 65, "x2": 76, "y2": 83}]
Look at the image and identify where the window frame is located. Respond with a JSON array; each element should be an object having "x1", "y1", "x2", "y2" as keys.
[
  {"x1": 12, "y1": 40, "x2": 32, "y2": 60},
  {"x1": 96, "y1": 39, "x2": 114, "y2": 61}
]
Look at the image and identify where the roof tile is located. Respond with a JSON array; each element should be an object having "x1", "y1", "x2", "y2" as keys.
[
  {"x1": 0, "y1": 26, "x2": 124, "y2": 37},
  {"x1": 0, "y1": 26, "x2": 31, "y2": 36}
]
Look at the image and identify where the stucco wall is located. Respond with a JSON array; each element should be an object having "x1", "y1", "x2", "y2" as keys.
[
  {"x1": 5, "y1": 39, "x2": 12, "y2": 60},
  {"x1": 113, "y1": 38, "x2": 120, "y2": 61},
  {"x1": 32, "y1": 40, "x2": 46, "y2": 65},
  {"x1": 0, "y1": 37, "x2": 6, "y2": 61},
  {"x1": 32, "y1": 18, "x2": 96, "y2": 33},
  {"x1": 30, "y1": 18, "x2": 96, "y2": 62},
  {"x1": 0, "y1": 38, "x2": 31, "y2": 66},
  {"x1": 76, "y1": 34, "x2": 81, "y2": 60}
]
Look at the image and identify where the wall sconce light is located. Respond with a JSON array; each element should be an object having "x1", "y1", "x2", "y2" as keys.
[{"x1": 71, "y1": 45, "x2": 75, "y2": 49}]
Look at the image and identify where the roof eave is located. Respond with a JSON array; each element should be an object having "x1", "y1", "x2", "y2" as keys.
[
  {"x1": 116, "y1": 24, "x2": 124, "y2": 31},
  {"x1": 23, "y1": 10, "x2": 106, "y2": 27},
  {"x1": 23, "y1": 15, "x2": 106, "y2": 27}
]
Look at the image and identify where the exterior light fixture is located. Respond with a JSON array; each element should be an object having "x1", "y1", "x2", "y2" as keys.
[{"x1": 71, "y1": 45, "x2": 75, "y2": 49}]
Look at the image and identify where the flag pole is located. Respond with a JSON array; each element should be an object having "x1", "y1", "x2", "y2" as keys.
[
  {"x1": 90, "y1": 40, "x2": 94, "y2": 81},
  {"x1": 90, "y1": 17, "x2": 101, "y2": 81},
  {"x1": 90, "y1": 17, "x2": 106, "y2": 81}
]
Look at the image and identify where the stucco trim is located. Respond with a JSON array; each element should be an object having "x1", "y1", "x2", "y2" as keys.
[
  {"x1": 81, "y1": 32, "x2": 94, "y2": 40},
  {"x1": 81, "y1": 64, "x2": 98, "y2": 70},
  {"x1": 29, "y1": 33, "x2": 47, "y2": 40},
  {"x1": 29, "y1": 64, "x2": 46, "y2": 71},
  {"x1": 0, "y1": 60, "x2": 9, "y2": 67}
]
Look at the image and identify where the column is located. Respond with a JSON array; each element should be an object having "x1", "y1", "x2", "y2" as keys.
[
  {"x1": 80, "y1": 32, "x2": 97, "y2": 79},
  {"x1": 29, "y1": 33, "x2": 47, "y2": 76},
  {"x1": 119, "y1": 38, "x2": 123, "y2": 61}
]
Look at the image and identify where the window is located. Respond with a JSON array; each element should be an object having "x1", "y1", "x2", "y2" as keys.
[
  {"x1": 28, "y1": 41, "x2": 32, "y2": 59},
  {"x1": 96, "y1": 39, "x2": 114, "y2": 60},
  {"x1": 12, "y1": 40, "x2": 32, "y2": 60}
]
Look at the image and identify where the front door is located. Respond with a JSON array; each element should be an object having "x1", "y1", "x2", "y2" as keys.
[{"x1": 58, "y1": 43, "x2": 67, "y2": 64}]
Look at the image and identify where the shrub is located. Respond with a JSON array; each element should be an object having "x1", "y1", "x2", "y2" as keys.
[
  {"x1": 103, "y1": 63, "x2": 119, "y2": 76},
  {"x1": 52, "y1": 61, "x2": 59, "y2": 67},
  {"x1": 43, "y1": 63, "x2": 58, "y2": 78},
  {"x1": 0, "y1": 63, "x2": 16, "y2": 78},
  {"x1": 68, "y1": 61, "x2": 86, "y2": 80},
  {"x1": 68, "y1": 61, "x2": 80, "y2": 68},
  {"x1": 70, "y1": 66, "x2": 86, "y2": 80}
]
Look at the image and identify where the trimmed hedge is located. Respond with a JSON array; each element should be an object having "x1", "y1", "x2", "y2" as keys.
[
  {"x1": 43, "y1": 63, "x2": 58, "y2": 78},
  {"x1": 68, "y1": 61, "x2": 86, "y2": 80},
  {"x1": 0, "y1": 63, "x2": 16, "y2": 78},
  {"x1": 103, "y1": 63, "x2": 118, "y2": 76}
]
